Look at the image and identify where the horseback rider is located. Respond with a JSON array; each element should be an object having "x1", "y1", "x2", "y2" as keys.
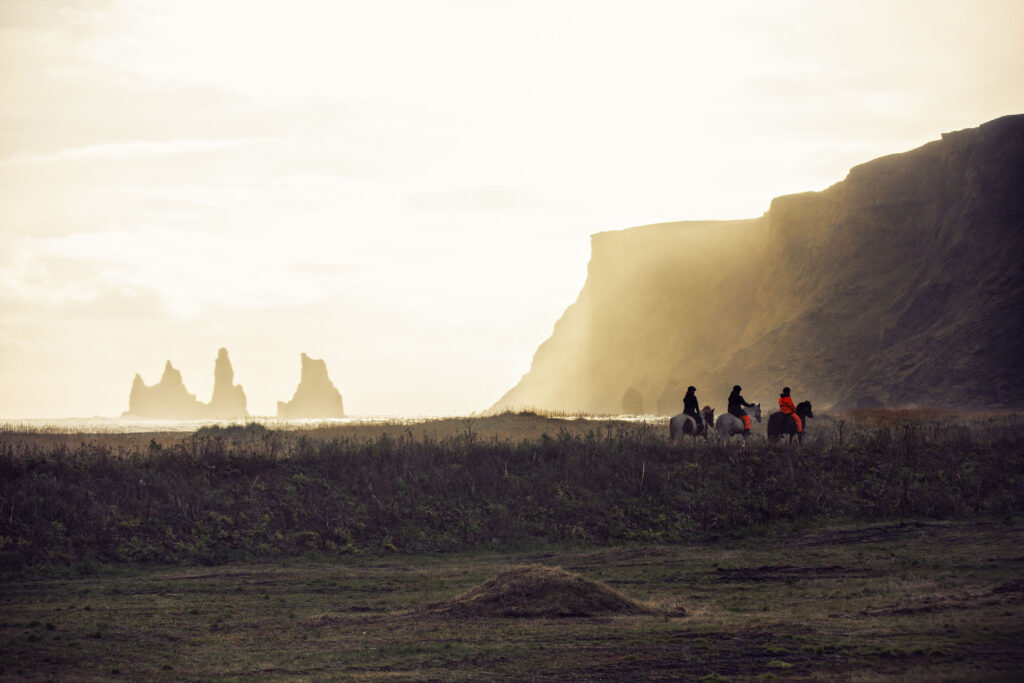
[
  {"x1": 682, "y1": 386, "x2": 702, "y2": 433},
  {"x1": 778, "y1": 386, "x2": 803, "y2": 433},
  {"x1": 728, "y1": 385, "x2": 753, "y2": 433}
]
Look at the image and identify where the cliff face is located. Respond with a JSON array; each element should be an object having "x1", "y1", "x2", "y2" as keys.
[
  {"x1": 493, "y1": 219, "x2": 768, "y2": 414},
  {"x1": 277, "y1": 353, "x2": 345, "y2": 419},
  {"x1": 492, "y1": 115, "x2": 1024, "y2": 414},
  {"x1": 125, "y1": 348, "x2": 248, "y2": 419}
]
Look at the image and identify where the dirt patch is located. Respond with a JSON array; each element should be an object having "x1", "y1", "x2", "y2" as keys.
[
  {"x1": 419, "y1": 565, "x2": 659, "y2": 618},
  {"x1": 992, "y1": 578, "x2": 1024, "y2": 594},
  {"x1": 712, "y1": 564, "x2": 874, "y2": 583},
  {"x1": 861, "y1": 581, "x2": 1024, "y2": 617},
  {"x1": 300, "y1": 614, "x2": 344, "y2": 628},
  {"x1": 788, "y1": 521, "x2": 945, "y2": 547}
]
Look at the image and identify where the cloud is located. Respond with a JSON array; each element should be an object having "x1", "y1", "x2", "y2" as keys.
[
  {"x1": 0, "y1": 0, "x2": 113, "y2": 31},
  {"x1": 405, "y1": 186, "x2": 550, "y2": 212},
  {"x1": 287, "y1": 262, "x2": 363, "y2": 277},
  {"x1": 0, "y1": 137, "x2": 267, "y2": 165},
  {"x1": 0, "y1": 228, "x2": 369, "y2": 326}
]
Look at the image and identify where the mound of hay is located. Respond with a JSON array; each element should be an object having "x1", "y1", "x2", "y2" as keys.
[{"x1": 424, "y1": 565, "x2": 653, "y2": 618}]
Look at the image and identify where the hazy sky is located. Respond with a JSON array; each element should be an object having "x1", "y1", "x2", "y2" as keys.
[{"x1": 2, "y1": 0, "x2": 1022, "y2": 418}]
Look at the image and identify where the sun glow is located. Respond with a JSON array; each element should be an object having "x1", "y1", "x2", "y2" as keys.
[{"x1": 1, "y1": 0, "x2": 1023, "y2": 418}]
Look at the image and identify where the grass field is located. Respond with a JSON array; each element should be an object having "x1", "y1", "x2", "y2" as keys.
[
  {"x1": 1, "y1": 410, "x2": 1022, "y2": 679},
  {"x1": 3, "y1": 518, "x2": 1022, "y2": 680}
]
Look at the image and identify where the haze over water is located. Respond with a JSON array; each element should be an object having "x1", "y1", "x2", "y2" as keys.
[{"x1": 2, "y1": 0, "x2": 1023, "y2": 419}]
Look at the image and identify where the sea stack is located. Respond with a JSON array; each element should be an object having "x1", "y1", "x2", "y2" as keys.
[
  {"x1": 124, "y1": 348, "x2": 249, "y2": 419},
  {"x1": 126, "y1": 360, "x2": 207, "y2": 419},
  {"x1": 277, "y1": 353, "x2": 345, "y2": 419},
  {"x1": 206, "y1": 348, "x2": 248, "y2": 419}
]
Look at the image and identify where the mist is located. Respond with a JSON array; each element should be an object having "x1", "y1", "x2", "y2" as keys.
[{"x1": 2, "y1": 0, "x2": 1023, "y2": 418}]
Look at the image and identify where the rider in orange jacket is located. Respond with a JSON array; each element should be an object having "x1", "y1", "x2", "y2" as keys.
[{"x1": 778, "y1": 387, "x2": 802, "y2": 433}]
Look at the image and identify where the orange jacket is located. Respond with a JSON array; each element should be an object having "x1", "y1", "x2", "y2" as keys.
[{"x1": 779, "y1": 395, "x2": 796, "y2": 414}]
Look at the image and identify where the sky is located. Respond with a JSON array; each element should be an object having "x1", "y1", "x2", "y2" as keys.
[{"x1": 1, "y1": 0, "x2": 1023, "y2": 418}]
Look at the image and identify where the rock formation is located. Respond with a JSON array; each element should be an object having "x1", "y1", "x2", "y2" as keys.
[
  {"x1": 277, "y1": 353, "x2": 345, "y2": 419},
  {"x1": 491, "y1": 114, "x2": 1024, "y2": 414},
  {"x1": 621, "y1": 387, "x2": 644, "y2": 415},
  {"x1": 126, "y1": 361, "x2": 208, "y2": 419},
  {"x1": 206, "y1": 348, "x2": 248, "y2": 419},
  {"x1": 125, "y1": 348, "x2": 248, "y2": 419}
]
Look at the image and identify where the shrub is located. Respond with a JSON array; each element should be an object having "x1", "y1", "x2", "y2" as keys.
[{"x1": 1, "y1": 412, "x2": 1022, "y2": 570}]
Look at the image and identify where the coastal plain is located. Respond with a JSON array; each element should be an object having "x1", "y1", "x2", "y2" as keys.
[
  {"x1": 2, "y1": 411, "x2": 1023, "y2": 680},
  {"x1": 3, "y1": 519, "x2": 1022, "y2": 680}
]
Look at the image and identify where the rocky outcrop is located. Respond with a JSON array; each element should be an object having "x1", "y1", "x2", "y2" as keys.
[
  {"x1": 206, "y1": 348, "x2": 248, "y2": 419},
  {"x1": 491, "y1": 114, "x2": 1024, "y2": 414},
  {"x1": 126, "y1": 361, "x2": 208, "y2": 419},
  {"x1": 277, "y1": 353, "x2": 345, "y2": 419},
  {"x1": 124, "y1": 348, "x2": 248, "y2": 419}
]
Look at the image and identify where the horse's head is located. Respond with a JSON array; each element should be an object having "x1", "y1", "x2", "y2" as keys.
[
  {"x1": 797, "y1": 401, "x2": 814, "y2": 419},
  {"x1": 751, "y1": 402, "x2": 762, "y2": 423},
  {"x1": 701, "y1": 405, "x2": 715, "y2": 424}
]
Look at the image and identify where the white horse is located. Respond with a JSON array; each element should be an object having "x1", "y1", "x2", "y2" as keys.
[
  {"x1": 669, "y1": 406, "x2": 715, "y2": 441},
  {"x1": 716, "y1": 402, "x2": 761, "y2": 445}
]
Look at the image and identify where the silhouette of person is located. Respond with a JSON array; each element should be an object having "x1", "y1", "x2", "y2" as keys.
[
  {"x1": 682, "y1": 385, "x2": 702, "y2": 432},
  {"x1": 778, "y1": 386, "x2": 802, "y2": 433},
  {"x1": 728, "y1": 385, "x2": 753, "y2": 432}
]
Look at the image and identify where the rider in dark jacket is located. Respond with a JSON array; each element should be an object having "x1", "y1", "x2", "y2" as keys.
[
  {"x1": 728, "y1": 385, "x2": 753, "y2": 432},
  {"x1": 682, "y1": 386, "x2": 702, "y2": 431}
]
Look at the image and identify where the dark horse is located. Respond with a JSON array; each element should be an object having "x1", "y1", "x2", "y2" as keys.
[{"x1": 767, "y1": 401, "x2": 814, "y2": 445}]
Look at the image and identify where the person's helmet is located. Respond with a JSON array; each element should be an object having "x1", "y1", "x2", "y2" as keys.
[
  {"x1": 687, "y1": 386, "x2": 696, "y2": 392},
  {"x1": 782, "y1": 387, "x2": 791, "y2": 395},
  {"x1": 733, "y1": 385, "x2": 741, "y2": 392}
]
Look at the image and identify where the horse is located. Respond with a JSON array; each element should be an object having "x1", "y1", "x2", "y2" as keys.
[
  {"x1": 767, "y1": 401, "x2": 814, "y2": 445},
  {"x1": 716, "y1": 402, "x2": 761, "y2": 445},
  {"x1": 669, "y1": 406, "x2": 715, "y2": 441}
]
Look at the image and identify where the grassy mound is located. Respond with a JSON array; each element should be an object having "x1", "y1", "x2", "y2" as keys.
[{"x1": 424, "y1": 565, "x2": 655, "y2": 618}]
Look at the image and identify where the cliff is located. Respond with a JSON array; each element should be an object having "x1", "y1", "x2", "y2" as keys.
[
  {"x1": 492, "y1": 114, "x2": 1024, "y2": 414},
  {"x1": 125, "y1": 348, "x2": 248, "y2": 419},
  {"x1": 277, "y1": 353, "x2": 345, "y2": 419}
]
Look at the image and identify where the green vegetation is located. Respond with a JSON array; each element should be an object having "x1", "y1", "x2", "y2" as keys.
[
  {"x1": 1, "y1": 519, "x2": 1021, "y2": 680},
  {"x1": 2, "y1": 411, "x2": 1023, "y2": 679},
  {"x1": 1, "y1": 410, "x2": 1022, "y2": 570}
]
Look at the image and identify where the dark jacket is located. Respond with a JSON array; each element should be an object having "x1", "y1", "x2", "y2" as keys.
[
  {"x1": 728, "y1": 390, "x2": 752, "y2": 417},
  {"x1": 683, "y1": 391, "x2": 700, "y2": 417}
]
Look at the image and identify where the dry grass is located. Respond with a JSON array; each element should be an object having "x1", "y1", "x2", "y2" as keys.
[{"x1": 2, "y1": 518, "x2": 1022, "y2": 680}]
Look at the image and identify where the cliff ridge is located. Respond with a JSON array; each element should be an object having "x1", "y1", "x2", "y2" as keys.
[{"x1": 491, "y1": 115, "x2": 1024, "y2": 414}]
